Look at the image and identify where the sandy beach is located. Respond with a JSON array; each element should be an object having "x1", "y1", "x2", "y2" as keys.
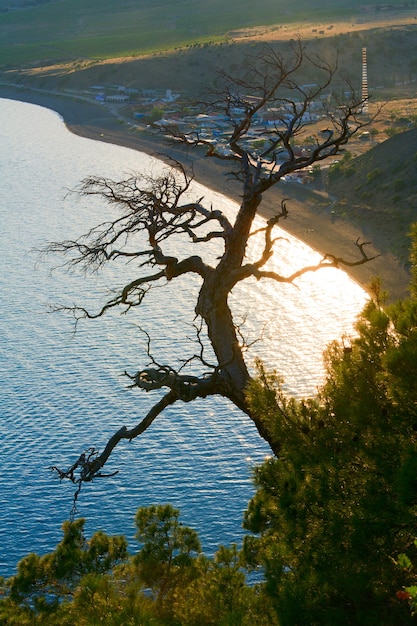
[{"x1": 0, "y1": 85, "x2": 410, "y2": 302}]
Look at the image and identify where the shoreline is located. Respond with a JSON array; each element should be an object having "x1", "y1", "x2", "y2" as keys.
[{"x1": 0, "y1": 85, "x2": 410, "y2": 302}]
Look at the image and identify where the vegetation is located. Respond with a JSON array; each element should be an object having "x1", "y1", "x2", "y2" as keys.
[
  {"x1": 243, "y1": 293, "x2": 417, "y2": 623},
  {"x1": 2, "y1": 234, "x2": 417, "y2": 624},
  {"x1": 0, "y1": 504, "x2": 277, "y2": 625}
]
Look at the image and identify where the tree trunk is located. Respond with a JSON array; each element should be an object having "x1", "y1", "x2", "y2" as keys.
[
  {"x1": 196, "y1": 194, "x2": 279, "y2": 452},
  {"x1": 197, "y1": 273, "x2": 249, "y2": 403}
]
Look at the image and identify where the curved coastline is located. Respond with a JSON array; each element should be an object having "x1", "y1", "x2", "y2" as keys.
[{"x1": 0, "y1": 85, "x2": 409, "y2": 302}]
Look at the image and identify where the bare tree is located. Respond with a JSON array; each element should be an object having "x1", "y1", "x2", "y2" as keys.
[{"x1": 48, "y1": 42, "x2": 377, "y2": 489}]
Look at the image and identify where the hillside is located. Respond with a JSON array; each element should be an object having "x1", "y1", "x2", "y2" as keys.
[
  {"x1": 328, "y1": 127, "x2": 417, "y2": 268},
  {"x1": 2, "y1": 23, "x2": 417, "y2": 106},
  {"x1": 0, "y1": 0, "x2": 415, "y2": 69},
  {"x1": 0, "y1": 0, "x2": 368, "y2": 67}
]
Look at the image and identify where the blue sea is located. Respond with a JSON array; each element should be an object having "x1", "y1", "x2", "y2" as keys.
[{"x1": 0, "y1": 97, "x2": 367, "y2": 577}]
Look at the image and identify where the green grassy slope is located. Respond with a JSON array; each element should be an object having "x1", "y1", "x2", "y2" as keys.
[{"x1": 0, "y1": 0, "x2": 408, "y2": 67}]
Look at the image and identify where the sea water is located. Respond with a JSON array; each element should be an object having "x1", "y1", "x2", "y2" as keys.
[{"x1": 0, "y1": 98, "x2": 367, "y2": 577}]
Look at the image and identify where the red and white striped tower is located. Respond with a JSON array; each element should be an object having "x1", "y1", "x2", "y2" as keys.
[{"x1": 362, "y1": 47, "x2": 369, "y2": 113}]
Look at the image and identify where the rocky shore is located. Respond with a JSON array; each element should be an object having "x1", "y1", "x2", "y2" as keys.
[{"x1": 0, "y1": 84, "x2": 410, "y2": 302}]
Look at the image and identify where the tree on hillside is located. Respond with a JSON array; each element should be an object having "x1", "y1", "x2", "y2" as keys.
[{"x1": 48, "y1": 42, "x2": 376, "y2": 488}]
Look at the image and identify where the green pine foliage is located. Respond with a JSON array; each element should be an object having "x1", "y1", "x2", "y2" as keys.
[
  {"x1": 243, "y1": 276, "x2": 417, "y2": 624},
  {"x1": 0, "y1": 518, "x2": 128, "y2": 624},
  {"x1": 0, "y1": 505, "x2": 274, "y2": 625}
]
